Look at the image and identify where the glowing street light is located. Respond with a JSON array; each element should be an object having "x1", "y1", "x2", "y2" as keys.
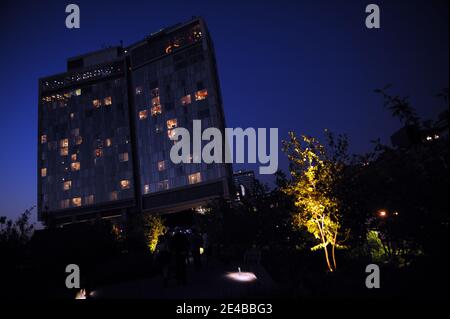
[{"x1": 378, "y1": 210, "x2": 387, "y2": 218}]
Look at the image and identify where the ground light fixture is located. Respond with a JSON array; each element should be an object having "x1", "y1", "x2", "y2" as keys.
[{"x1": 225, "y1": 267, "x2": 258, "y2": 282}]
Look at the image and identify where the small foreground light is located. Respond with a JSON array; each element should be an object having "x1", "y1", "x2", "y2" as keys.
[
  {"x1": 378, "y1": 210, "x2": 387, "y2": 217},
  {"x1": 225, "y1": 268, "x2": 257, "y2": 282}
]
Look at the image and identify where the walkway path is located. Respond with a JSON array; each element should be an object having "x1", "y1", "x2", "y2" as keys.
[{"x1": 92, "y1": 258, "x2": 276, "y2": 299}]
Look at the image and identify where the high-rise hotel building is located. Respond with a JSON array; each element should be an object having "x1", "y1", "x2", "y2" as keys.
[{"x1": 38, "y1": 18, "x2": 232, "y2": 225}]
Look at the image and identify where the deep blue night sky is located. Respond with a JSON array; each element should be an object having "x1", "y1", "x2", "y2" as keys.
[{"x1": 0, "y1": 0, "x2": 448, "y2": 222}]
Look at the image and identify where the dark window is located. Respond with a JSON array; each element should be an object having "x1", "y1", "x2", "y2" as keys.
[
  {"x1": 150, "y1": 80, "x2": 158, "y2": 89},
  {"x1": 197, "y1": 81, "x2": 205, "y2": 90}
]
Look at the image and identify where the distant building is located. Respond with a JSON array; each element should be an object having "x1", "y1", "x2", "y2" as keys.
[
  {"x1": 233, "y1": 170, "x2": 257, "y2": 198},
  {"x1": 391, "y1": 110, "x2": 449, "y2": 148},
  {"x1": 38, "y1": 17, "x2": 232, "y2": 225}
]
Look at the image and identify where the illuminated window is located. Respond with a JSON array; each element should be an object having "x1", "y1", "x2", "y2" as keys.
[
  {"x1": 104, "y1": 96, "x2": 112, "y2": 106},
  {"x1": 151, "y1": 105, "x2": 162, "y2": 116},
  {"x1": 72, "y1": 197, "x2": 82, "y2": 207},
  {"x1": 71, "y1": 162, "x2": 80, "y2": 171},
  {"x1": 167, "y1": 129, "x2": 176, "y2": 139},
  {"x1": 41, "y1": 135, "x2": 47, "y2": 144},
  {"x1": 70, "y1": 113, "x2": 75, "y2": 120},
  {"x1": 151, "y1": 88, "x2": 159, "y2": 98},
  {"x1": 135, "y1": 86, "x2": 142, "y2": 95},
  {"x1": 120, "y1": 180, "x2": 130, "y2": 189},
  {"x1": 95, "y1": 149, "x2": 103, "y2": 158},
  {"x1": 139, "y1": 110, "x2": 148, "y2": 120},
  {"x1": 84, "y1": 195, "x2": 94, "y2": 205},
  {"x1": 157, "y1": 160, "x2": 165, "y2": 171},
  {"x1": 92, "y1": 99, "x2": 101, "y2": 108},
  {"x1": 144, "y1": 184, "x2": 150, "y2": 194},
  {"x1": 60, "y1": 138, "x2": 69, "y2": 148},
  {"x1": 119, "y1": 152, "x2": 129, "y2": 162},
  {"x1": 75, "y1": 136, "x2": 83, "y2": 145},
  {"x1": 71, "y1": 154, "x2": 77, "y2": 161},
  {"x1": 75, "y1": 89, "x2": 81, "y2": 96},
  {"x1": 188, "y1": 172, "x2": 202, "y2": 185},
  {"x1": 152, "y1": 96, "x2": 160, "y2": 106},
  {"x1": 195, "y1": 89, "x2": 208, "y2": 101},
  {"x1": 158, "y1": 180, "x2": 169, "y2": 191},
  {"x1": 110, "y1": 191, "x2": 118, "y2": 201},
  {"x1": 105, "y1": 138, "x2": 112, "y2": 147},
  {"x1": 41, "y1": 168, "x2": 47, "y2": 177},
  {"x1": 180, "y1": 95, "x2": 192, "y2": 105},
  {"x1": 60, "y1": 147, "x2": 68, "y2": 156},
  {"x1": 63, "y1": 180, "x2": 72, "y2": 191},
  {"x1": 61, "y1": 199, "x2": 70, "y2": 209},
  {"x1": 167, "y1": 119, "x2": 177, "y2": 129}
]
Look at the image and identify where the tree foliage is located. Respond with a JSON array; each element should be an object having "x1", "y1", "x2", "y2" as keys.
[
  {"x1": 282, "y1": 132, "x2": 349, "y2": 272},
  {"x1": 143, "y1": 214, "x2": 167, "y2": 252}
]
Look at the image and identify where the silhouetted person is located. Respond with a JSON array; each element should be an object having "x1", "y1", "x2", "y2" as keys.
[
  {"x1": 190, "y1": 228, "x2": 203, "y2": 270},
  {"x1": 170, "y1": 229, "x2": 189, "y2": 285},
  {"x1": 155, "y1": 234, "x2": 171, "y2": 287}
]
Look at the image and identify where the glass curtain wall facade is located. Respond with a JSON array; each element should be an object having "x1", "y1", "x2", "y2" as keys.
[{"x1": 38, "y1": 18, "x2": 231, "y2": 224}]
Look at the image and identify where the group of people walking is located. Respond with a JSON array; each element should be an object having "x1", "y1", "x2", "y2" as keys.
[{"x1": 155, "y1": 228, "x2": 207, "y2": 287}]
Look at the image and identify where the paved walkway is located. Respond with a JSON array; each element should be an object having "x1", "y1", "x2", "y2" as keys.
[{"x1": 92, "y1": 258, "x2": 276, "y2": 299}]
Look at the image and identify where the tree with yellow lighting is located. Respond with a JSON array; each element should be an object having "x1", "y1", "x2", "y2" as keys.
[
  {"x1": 143, "y1": 215, "x2": 167, "y2": 253},
  {"x1": 283, "y1": 131, "x2": 348, "y2": 272}
]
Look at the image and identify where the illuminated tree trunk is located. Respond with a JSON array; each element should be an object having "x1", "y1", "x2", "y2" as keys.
[
  {"x1": 323, "y1": 245, "x2": 334, "y2": 272},
  {"x1": 331, "y1": 230, "x2": 338, "y2": 270},
  {"x1": 318, "y1": 220, "x2": 334, "y2": 272}
]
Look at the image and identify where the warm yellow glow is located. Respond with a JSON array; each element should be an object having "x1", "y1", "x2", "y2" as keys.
[
  {"x1": 104, "y1": 96, "x2": 112, "y2": 106},
  {"x1": 92, "y1": 99, "x2": 101, "y2": 108},
  {"x1": 95, "y1": 149, "x2": 103, "y2": 158},
  {"x1": 188, "y1": 172, "x2": 202, "y2": 185},
  {"x1": 120, "y1": 180, "x2": 130, "y2": 189},
  {"x1": 180, "y1": 95, "x2": 192, "y2": 105},
  {"x1": 105, "y1": 138, "x2": 112, "y2": 147},
  {"x1": 199, "y1": 247, "x2": 204, "y2": 255},
  {"x1": 75, "y1": 136, "x2": 83, "y2": 145},
  {"x1": 60, "y1": 138, "x2": 69, "y2": 148},
  {"x1": 152, "y1": 96, "x2": 160, "y2": 106},
  {"x1": 379, "y1": 210, "x2": 387, "y2": 217},
  {"x1": 60, "y1": 147, "x2": 68, "y2": 156},
  {"x1": 195, "y1": 89, "x2": 208, "y2": 101},
  {"x1": 75, "y1": 289, "x2": 86, "y2": 299},
  {"x1": 151, "y1": 105, "x2": 162, "y2": 116},
  {"x1": 72, "y1": 197, "x2": 82, "y2": 207},
  {"x1": 75, "y1": 89, "x2": 81, "y2": 96},
  {"x1": 167, "y1": 119, "x2": 177, "y2": 129},
  {"x1": 71, "y1": 162, "x2": 80, "y2": 171},
  {"x1": 71, "y1": 154, "x2": 77, "y2": 161},
  {"x1": 41, "y1": 168, "x2": 47, "y2": 177},
  {"x1": 63, "y1": 180, "x2": 72, "y2": 191},
  {"x1": 157, "y1": 160, "x2": 165, "y2": 171},
  {"x1": 139, "y1": 110, "x2": 148, "y2": 120}
]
